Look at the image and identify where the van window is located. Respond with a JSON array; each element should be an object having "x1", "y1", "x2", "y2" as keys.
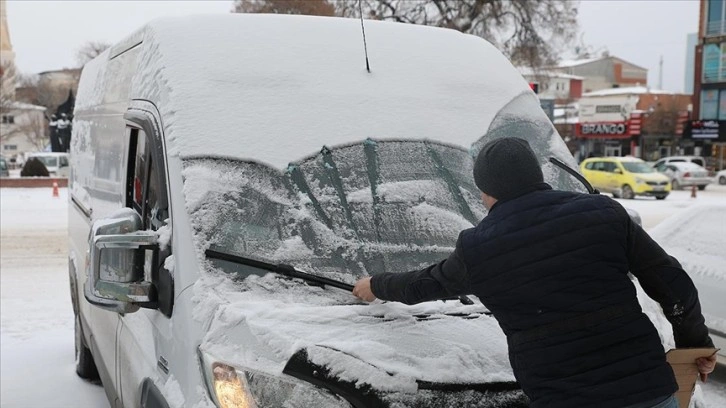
[
  {"x1": 127, "y1": 126, "x2": 165, "y2": 231},
  {"x1": 604, "y1": 162, "x2": 618, "y2": 173},
  {"x1": 59, "y1": 155, "x2": 69, "y2": 167},
  {"x1": 34, "y1": 156, "x2": 58, "y2": 168}
]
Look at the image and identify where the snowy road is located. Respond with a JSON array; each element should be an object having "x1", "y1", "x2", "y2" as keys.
[{"x1": 1, "y1": 186, "x2": 725, "y2": 407}]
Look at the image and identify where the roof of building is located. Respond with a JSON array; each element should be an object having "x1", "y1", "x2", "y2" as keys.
[
  {"x1": 517, "y1": 67, "x2": 584, "y2": 80},
  {"x1": 581, "y1": 86, "x2": 685, "y2": 97},
  {"x1": 556, "y1": 55, "x2": 648, "y2": 71},
  {"x1": 7, "y1": 101, "x2": 46, "y2": 111}
]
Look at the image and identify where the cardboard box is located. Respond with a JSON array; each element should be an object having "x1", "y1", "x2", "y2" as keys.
[{"x1": 666, "y1": 348, "x2": 719, "y2": 407}]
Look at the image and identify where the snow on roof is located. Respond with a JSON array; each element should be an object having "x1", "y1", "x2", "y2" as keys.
[
  {"x1": 581, "y1": 86, "x2": 680, "y2": 98},
  {"x1": 8, "y1": 101, "x2": 46, "y2": 111},
  {"x1": 79, "y1": 14, "x2": 532, "y2": 169},
  {"x1": 556, "y1": 56, "x2": 605, "y2": 68},
  {"x1": 517, "y1": 67, "x2": 584, "y2": 80}
]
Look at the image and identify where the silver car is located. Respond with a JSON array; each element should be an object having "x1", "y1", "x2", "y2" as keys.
[
  {"x1": 656, "y1": 162, "x2": 712, "y2": 190},
  {"x1": 717, "y1": 169, "x2": 726, "y2": 185}
]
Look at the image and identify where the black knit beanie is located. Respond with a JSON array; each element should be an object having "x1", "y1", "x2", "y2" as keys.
[{"x1": 473, "y1": 137, "x2": 544, "y2": 201}]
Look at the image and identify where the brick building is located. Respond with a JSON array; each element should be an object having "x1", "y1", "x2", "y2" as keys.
[
  {"x1": 689, "y1": 0, "x2": 726, "y2": 170},
  {"x1": 554, "y1": 54, "x2": 649, "y2": 93}
]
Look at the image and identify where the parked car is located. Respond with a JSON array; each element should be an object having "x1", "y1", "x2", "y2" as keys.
[
  {"x1": 717, "y1": 169, "x2": 726, "y2": 185},
  {"x1": 580, "y1": 156, "x2": 671, "y2": 200},
  {"x1": 655, "y1": 162, "x2": 712, "y2": 190},
  {"x1": 0, "y1": 155, "x2": 8, "y2": 177},
  {"x1": 653, "y1": 155, "x2": 706, "y2": 169},
  {"x1": 69, "y1": 14, "x2": 683, "y2": 408},
  {"x1": 25, "y1": 152, "x2": 70, "y2": 177}
]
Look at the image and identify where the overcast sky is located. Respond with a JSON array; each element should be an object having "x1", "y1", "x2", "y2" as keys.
[{"x1": 5, "y1": 0, "x2": 699, "y2": 93}]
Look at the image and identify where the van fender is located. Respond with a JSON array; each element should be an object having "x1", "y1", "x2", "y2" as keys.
[
  {"x1": 140, "y1": 378, "x2": 170, "y2": 408},
  {"x1": 68, "y1": 256, "x2": 79, "y2": 316}
]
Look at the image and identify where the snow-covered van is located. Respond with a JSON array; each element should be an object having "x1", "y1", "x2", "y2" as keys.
[{"x1": 68, "y1": 14, "x2": 675, "y2": 408}]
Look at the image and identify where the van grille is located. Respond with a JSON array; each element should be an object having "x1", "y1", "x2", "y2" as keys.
[{"x1": 646, "y1": 181, "x2": 668, "y2": 186}]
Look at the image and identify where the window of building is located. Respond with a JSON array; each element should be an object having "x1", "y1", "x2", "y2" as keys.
[
  {"x1": 701, "y1": 89, "x2": 720, "y2": 119},
  {"x1": 3, "y1": 145, "x2": 17, "y2": 151},
  {"x1": 707, "y1": 0, "x2": 726, "y2": 35},
  {"x1": 1, "y1": 115, "x2": 14, "y2": 124}
]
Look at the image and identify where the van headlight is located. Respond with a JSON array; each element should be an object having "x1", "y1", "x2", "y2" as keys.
[{"x1": 200, "y1": 353, "x2": 351, "y2": 408}]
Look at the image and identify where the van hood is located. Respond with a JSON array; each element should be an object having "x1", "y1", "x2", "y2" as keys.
[{"x1": 195, "y1": 274, "x2": 515, "y2": 393}]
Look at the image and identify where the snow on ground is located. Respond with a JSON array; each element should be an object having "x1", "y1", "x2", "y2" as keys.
[
  {"x1": 1, "y1": 186, "x2": 725, "y2": 407},
  {"x1": 0, "y1": 188, "x2": 108, "y2": 407}
]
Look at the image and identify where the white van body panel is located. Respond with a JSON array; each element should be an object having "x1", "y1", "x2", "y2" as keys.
[{"x1": 70, "y1": 14, "x2": 592, "y2": 407}]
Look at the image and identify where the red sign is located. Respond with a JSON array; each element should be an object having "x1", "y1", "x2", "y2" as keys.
[
  {"x1": 576, "y1": 121, "x2": 630, "y2": 139},
  {"x1": 628, "y1": 112, "x2": 642, "y2": 136}
]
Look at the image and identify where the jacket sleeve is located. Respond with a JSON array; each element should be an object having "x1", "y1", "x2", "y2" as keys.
[
  {"x1": 369, "y1": 234, "x2": 470, "y2": 305},
  {"x1": 625, "y1": 214, "x2": 714, "y2": 348}
]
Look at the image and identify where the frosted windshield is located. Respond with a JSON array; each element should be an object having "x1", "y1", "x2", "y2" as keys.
[{"x1": 184, "y1": 140, "x2": 485, "y2": 281}]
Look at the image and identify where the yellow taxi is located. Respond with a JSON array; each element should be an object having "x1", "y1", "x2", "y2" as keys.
[{"x1": 580, "y1": 156, "x2": 671, "y2": 200}]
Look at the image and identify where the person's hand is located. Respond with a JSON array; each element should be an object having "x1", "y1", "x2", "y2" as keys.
[
  {"x1": 697, "y1": 353, "x2": 717, "y2": 383},
  {"x1": 352, "y1": 277, "x2": 376, "y2": 302}
]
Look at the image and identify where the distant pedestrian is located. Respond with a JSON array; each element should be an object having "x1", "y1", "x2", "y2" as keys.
[{"x1": 353, "y1": 137, "x2": 715, "y2": 408}]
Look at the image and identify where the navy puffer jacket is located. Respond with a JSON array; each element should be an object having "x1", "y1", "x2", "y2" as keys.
[{"x1": 372, "y1": 184, "x2": 713, "y2": 407}]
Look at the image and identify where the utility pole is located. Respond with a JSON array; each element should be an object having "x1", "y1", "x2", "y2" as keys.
[{"x1": 658, "y1": 55, "x2": 664, "y2": 90}]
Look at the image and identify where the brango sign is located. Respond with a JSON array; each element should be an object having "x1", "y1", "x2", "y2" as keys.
[{"x1": 576, "y1": 122, "x2": 630, "y2": 138}]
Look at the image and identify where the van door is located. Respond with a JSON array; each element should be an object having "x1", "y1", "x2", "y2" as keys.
[{"x1": 117, "y1": 106, "x2": 174, "y2": 408}]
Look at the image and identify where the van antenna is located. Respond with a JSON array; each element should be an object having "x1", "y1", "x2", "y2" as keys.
[{"x1": 359, "y1": 0, "x2": 371, "y2": 73}]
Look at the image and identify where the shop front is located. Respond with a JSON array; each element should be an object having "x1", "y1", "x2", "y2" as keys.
[
  {"x1": 575, "y1": 121, "x2": 635, "y2": 160},
  {"x1": 682, "y1": 120, "x2": 726, "y2": 169}
]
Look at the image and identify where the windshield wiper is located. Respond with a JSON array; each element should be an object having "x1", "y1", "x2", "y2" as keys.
[
  {"x1": 205, "y1": 248, "x2": 474, "y2": 305},
  {"x1": 206, "y1": 248, "x2": 355, "y2": 291}
]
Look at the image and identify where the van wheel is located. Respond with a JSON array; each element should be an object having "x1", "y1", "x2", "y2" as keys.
[
  {"x1": 720, "y1": 176, "x2": 726, "y2": 185},
  {"x1": 655, "y1": 195, "x2": 667, "y2": 200},
  {"x1": 671, "y1": 180, "x2": 680, "y2": 190},
  {"x1": 621, "y1": 185, "x2": 634, "y2": 199},
  {"x1": 75, "y1": 314, "x2": 99, "y2": 380},
  {"x1": 698, "y1": 185, "x2": 707, "y2": 191}
]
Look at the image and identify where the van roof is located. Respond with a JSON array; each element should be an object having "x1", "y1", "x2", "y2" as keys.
[{"x1": 77, "y1": 14, "x2": 534, "y2": 170}]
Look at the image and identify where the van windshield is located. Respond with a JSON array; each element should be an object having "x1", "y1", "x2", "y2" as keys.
[
  {"x1": 33, "y1": 156, "x2": 58, "y2": 168},
  {"x1": 621, "y1": 162, "x2": 655, "y2": 174},
  {"x1": 183, "y1": 140, "x2": 486, "y2": 282}
]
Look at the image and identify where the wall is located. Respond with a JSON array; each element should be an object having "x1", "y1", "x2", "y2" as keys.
[{"x1": 0, "y1": 107, "x2": 48, "y2": 157}]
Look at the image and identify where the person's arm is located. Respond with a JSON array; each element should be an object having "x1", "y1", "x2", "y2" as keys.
[
  {"x1": 354, "y1": 234, "x2": 471, "y2": 305},
  {"x1": 625, "y1": 213, "x2": 714, "y2": 349}
]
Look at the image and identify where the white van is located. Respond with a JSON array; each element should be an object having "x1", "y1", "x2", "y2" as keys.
[
  {"x1": 26, "y1": 152, "x2": 70, "y2": 177},
  {"x1": 69, "y1": 14, "x2": 662, "y2": 408}
]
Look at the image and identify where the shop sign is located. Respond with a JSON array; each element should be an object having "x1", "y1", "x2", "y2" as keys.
[
  {"x1": 686, "y1": 120, "x2": 720, "y2": 139},
  {"x1": 577, "y1": 122, "x2": 629, "y2": 138},
  {"x1": 683, "y1": 120, "x2": 726, "y2": 142}
]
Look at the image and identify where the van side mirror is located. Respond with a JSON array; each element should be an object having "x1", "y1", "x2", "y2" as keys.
[
  {"x1": 84, "y1": 209, "x2": 158, "y2": 314},
  {"x1": 613, "y1": 168, "x2": 622, "y2": 174}
]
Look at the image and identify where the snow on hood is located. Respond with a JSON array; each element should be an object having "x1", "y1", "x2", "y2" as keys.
[{"x1": 196, "y1": 273, "x2": 513, "y2": 393}]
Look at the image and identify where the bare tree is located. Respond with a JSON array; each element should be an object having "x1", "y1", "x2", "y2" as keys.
[
  {"x1": 337, "y1": 0, "x2": 579, "y2": 68},
  {"x1": 233, "y1": 0, "x2": 336, "y2": 16},
  {"x1": 76, "y1": 41, "x2": 111, "y2": 66},
  {"x1": 0, "y1": 59, "x2": 17, "y2": 112}
]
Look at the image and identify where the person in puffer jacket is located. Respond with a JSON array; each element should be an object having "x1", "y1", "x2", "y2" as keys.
[{"x1": 352, "y1": 137, "x2": 716, "y2": 408}]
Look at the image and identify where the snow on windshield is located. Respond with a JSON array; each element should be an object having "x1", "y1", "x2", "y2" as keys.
[{"x1": 184, "y1": 140, "x2": 485, "y2": 282}]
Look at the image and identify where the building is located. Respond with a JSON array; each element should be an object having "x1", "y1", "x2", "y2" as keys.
[
  {"x1": 575, "y1": 86, "x2": 691, "y2": 161},
  {"x1": 0, "y1": 0, "x2": 15, "y2": 99},
  {"x1": 688, "y1": 0, "x2": 726, "y2": 170},
  {"x1": 518, "y1": 68, "x2": 584, "y2": 103},
  {"x1": 1, "y1": 102, "x2": 47, "y2": 157},
  {"x1": 0, "y1": 0, "x2": 48, "y2": 162},
  {"x1": 685, "y1": 33, "x2": 698, "y2": 94},
  {"x1": 553, "y1": 54, "x2": 648, "y2": 94}
]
